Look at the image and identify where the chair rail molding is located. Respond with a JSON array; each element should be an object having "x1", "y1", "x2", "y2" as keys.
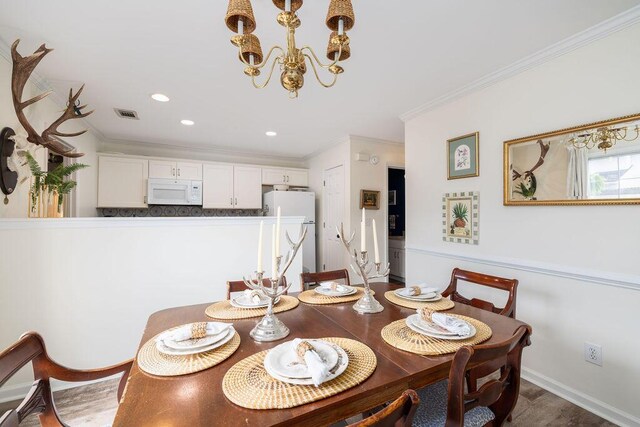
[
  {"x1": 405, "y1": 246, "x2": 640, "y2": 291},
  {"x1": 400, "y1": 4, "x2": 640, "y2": 122}
]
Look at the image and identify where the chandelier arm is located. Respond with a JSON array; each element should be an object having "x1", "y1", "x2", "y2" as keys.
[
  {"x1": 300, "y1": 45, "x2": 342, "y2": 69},
  {"x1": 237, "y1": 45, "x2": 286, "y2": 70},
  {"x1": 304, "y1": 54, "x2": 339, "y2": 88},
  {"x1": 251, "y1": 56, "x2": 282, "y2": 89}
]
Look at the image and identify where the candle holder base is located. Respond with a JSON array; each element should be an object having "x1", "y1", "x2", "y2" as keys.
[
  {"x1": 352, "y1": 292, "x2": 384, "y2": 314},
  {"x1": 249, "y1": 312, "x2": 290, "y2": 342}
]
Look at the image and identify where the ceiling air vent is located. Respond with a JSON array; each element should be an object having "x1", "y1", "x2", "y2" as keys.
[{"x1": 114, "y1": 108, "x2": 139, "y2": 120}]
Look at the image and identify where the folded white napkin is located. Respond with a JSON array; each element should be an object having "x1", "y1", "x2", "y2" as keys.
[
  {"x1": 426, "y1": 311, "x2": 471, "y2": 336},
  {"x1": 243, "y1": 289, "x2": 267, "y2": 304},
  {"x1": 292, "y1": 339, "x2": 330, "y2": 387},
  {"x1": 406, "y1": 284, "x2": 438, "y2": 297},
  {"x1": 156, "y1": 322, "x2": 232, "y2": 343},
  {"x1": 320, "y1": 281, "x2": 347, "y2": 292}
]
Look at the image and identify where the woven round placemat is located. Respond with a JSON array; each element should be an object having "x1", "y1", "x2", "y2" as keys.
[
  {"x1": 137, "y1": 331, "x2": 241, "y2": 376},
  {"x1": 205, "y1": 295, "x2": 299, "y2": 320},
  {"x1": 384, "y1": 291, "x2": 455, "y2": 311},
  {"x1": 381, "y1": 315, "x2": 492, "y2": 356},
  {"x1": 298, "y1": 287, "x2": 375, "y2": 305},
  {"x1": 222, "y1": 337, "x2": 377, "y2": 409}
]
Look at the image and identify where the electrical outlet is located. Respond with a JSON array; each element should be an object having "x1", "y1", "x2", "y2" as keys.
[{"x1": 584, "y1": 342, "x2": 602, "y2": 366}]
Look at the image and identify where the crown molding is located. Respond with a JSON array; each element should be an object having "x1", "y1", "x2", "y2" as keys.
[
  {"x1": 400, "y1": 5, "x2": 640, "y2": 122},
  {"x1": 302, "y1": 134, "x2": 403, "y2": 161},
  {"x1": 349, "y1": 134, "x2": 404, "y2": 146}
]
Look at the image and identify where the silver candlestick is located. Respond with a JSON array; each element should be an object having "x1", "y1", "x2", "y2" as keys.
[
  {"x1": 243, "y1": 225, "x2": 307, "y2": 342},
  {"x1": 337, "y1": 223, "x2": 390, "y2": 314}
]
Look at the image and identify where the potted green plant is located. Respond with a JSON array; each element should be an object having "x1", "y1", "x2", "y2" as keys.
[{"x1": 24, "y1": 152, "x2": 88, "y2": 217}]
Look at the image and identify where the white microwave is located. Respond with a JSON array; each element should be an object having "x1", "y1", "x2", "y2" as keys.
[{"x1": 147, "y1": 178, "x2": 202, "y2": 206}]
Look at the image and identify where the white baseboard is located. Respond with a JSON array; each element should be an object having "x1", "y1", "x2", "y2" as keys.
[
  {"x1": 522, "y1": 367, "x2": 640, "y2": 427},
  {"x1": 0, "y1": 376, "x2": 118, "y2": 405}
]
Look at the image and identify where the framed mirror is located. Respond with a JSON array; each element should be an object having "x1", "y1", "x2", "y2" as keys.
[{"x1": 504, "y1": 113, "x2": 640, "y2": 206}]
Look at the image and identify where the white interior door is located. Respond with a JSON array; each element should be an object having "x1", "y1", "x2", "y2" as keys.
[{"x1": 323, "y1": 165, "x2": 345, "y2": 272}]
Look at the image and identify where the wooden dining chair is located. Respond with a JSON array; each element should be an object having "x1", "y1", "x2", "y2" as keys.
[
  {"x1": 413, "y1": 325, "x2": 532, "y2": 427},
  {"x1": 441, "y1": 268, "x2": 520, "y2": 397},
  {"x1": 300, "y1": 269, "x2": 351, "y2": 291},
  {"x1": 0, "y1": 331, "x2": 132, "y2": 427},
  {"x1": 348, "y1": 389, "x2": 420, "y2": 427},
  {"x1": 226, "y1": 277, "x2": 288, "y2": 299},
  {"x1": 441, "y1": 268, "x2": 519, "y2": 319}
]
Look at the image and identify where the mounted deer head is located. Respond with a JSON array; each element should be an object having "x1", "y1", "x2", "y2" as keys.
[{"x1": 11, "y1": 39, "x2": 93, "y2": 158}]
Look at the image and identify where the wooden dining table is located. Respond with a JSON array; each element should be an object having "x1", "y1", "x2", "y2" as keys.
[{"x1": 113, "y1": 283, "x2": 529, "y2": 426}]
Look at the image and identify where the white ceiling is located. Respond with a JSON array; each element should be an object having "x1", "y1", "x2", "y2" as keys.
[{"x1": 1, "y1": 0, "x2": 639, "y2": 158}]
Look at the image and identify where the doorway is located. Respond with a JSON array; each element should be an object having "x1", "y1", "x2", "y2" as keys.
[
  {"x1": 387, "y1": 167, "x2": 405, "y2": 282},
  {"x1": 322, "y1": 165, "x2": 345, "y2": 272}
]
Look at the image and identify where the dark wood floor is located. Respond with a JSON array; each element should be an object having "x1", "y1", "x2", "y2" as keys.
[{"x1": 0, "y1": 377, "x2": 615, "y2": 426}]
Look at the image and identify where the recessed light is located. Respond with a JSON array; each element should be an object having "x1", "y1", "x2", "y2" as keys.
[
  {"x1": 181, "y1": 119, "x2": 195, "y2": 126},
  {"x1": 151, "y1": 93, "x2": 170, "y2": 102},
  {"x1": 266, "y1": 131, "x2": 277, "y2": 137}
]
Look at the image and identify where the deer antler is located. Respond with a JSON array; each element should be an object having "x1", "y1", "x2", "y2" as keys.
[{"x1": 11, "y1": 39, "x2": 92, "y2": 158}]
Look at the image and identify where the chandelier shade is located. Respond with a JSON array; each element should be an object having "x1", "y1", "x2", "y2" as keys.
[
  {"x1": 326, "y1": 0, "x2": 355, "y2": 32},
  {"x1": 239, "y1": 34, "x2": 263, "y2": 64},
  {"x1": 327, "y1": 32, "x2": 350, "y2": 61},
  {"x1": 272, "y1": 0, "x2": 303, "y2": 12},
  {"x1": 225, "y1": 0, "x2": 257, "y2": 34}
]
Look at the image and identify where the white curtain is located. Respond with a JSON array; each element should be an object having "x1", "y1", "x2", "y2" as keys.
[{"x1": 566, "y1": 145, "x2": 589, "y2": 199}]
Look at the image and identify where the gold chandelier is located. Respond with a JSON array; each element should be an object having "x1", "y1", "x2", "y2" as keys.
[
  {"x1": 225, "y1": 0, "x2": 354, "y2": 98},
  {"x1": 569, "y1": 124, "x2": 640, "y2": 152}
]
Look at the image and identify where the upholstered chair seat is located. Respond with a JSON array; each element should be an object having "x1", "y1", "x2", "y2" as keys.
[{"x1": 413, "y1": 381, "x2": 495, "y2": 427}]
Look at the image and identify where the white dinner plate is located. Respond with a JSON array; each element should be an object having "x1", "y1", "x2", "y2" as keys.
[
  {"x1": 162, "y1": 325, "x2": 232, "y2": 350},
  {"x1": 264, "y1": 340, "x2": 339, "y2": 379},
  {"x1": 314, "y1": 284, "x2": 357, "y2": 297},
  {"x1": 230, "y1": 295, "x2": 279, "y2": 308},
  {"x1": 156, "y1": 327, "x2": 235, "y2": 356},
  {"x1": 264, "y1": 341, "x2": 349, "y2": 385},
  {"x1": 394, "y1": 287, "x2": 441, "y2": 301},
  {"x1": 405, "y1": 314, "x2": 476, "y2": 340}
]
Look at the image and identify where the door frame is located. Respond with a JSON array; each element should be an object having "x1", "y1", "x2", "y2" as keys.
[
  {"x1": 322, "y1": 164, "x2": 345, "y2": 272},
  {"x1": 386, "y1": 164, "x2": 405, "y2": 281}
]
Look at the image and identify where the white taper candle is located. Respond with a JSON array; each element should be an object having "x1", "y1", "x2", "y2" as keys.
[
  {"x1": 372, "y1": 219, "x2": 380, "y2": 264},
  {"x1": 285, "y1": 0, "x2": 292, "y2": 12},
  {"x1": 361, "y1": 207, "x2": 366, "y2": 252},
  {"x1": 257, "y1": 220, "x2": 264, "y2": 272},
  {"x1": 338, "y1": 18, "x2": 344, "y2": 36},
  {"x1": 272, "y1": 224, "x2": 277, "y2": 280},
  {"x1": 238, "y1": 19, "x2": 244, "y2": 35},
  {"x1": 275, "y1": 206, "x2": 281, "y2": 256}
]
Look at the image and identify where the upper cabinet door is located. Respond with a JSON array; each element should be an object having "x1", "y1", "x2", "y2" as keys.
[
  {"x1": 234, "y1": 166, "x2": 262, "y2": 209},
  {"x1": 202, "y1": 164, "x2": 234, "y2": 209},
  {"x1": 262, "y1": 168, "x2": 286, "y2": 185},
  {"x1": 286, "y1": 169, "x2": 308, "y2": 187},
  {"x1": 176, "y1": 161, "x2": 202, "y2": 180},
  {"x1": 98, "y1": 156, "x2": 149, "y2": 208},
  {"x1": 149, "y1": 160, "x2": 176, "y2": 179}
]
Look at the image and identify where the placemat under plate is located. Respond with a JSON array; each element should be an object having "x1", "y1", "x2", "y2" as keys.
[
  {"x1": 137, "y1": 330, "x2": 241, "y2": 376},
  {"x1": 298, "y1": 287, "x2": 375, "y2": 305},
  {"x1": 381, "y1": 315, "x2": 491, "y2": 356},
  {"x1": 222, "y1": 337, "x2": 377, "y2": 409},
  {"x1": 384, "y1": 291, "x2": 454, "y2": 311},
  {"x1": 205, "y1": 295, "x2": 299, "y2": 320}
]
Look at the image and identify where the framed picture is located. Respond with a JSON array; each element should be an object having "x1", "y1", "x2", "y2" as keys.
[
  {"x1": 442, "y1": 191, "x2": 479, "y2": 245},
  {"x1": 447, "y1": 132, "x2": 479, "y2": 179},
  {"x1": 360, "y1": 189, "x2": 380, "y2": 210},
  {"x1": 388, "y1": 190, "x2": 397, "y2": 206}
]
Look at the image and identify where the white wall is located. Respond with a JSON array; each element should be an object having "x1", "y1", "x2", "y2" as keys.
[
  {"x1": 0, "y1": 216, "x2": 304, "y2": 401},
  {"x1": 306, "y1": 136, "x2": 404, "y2": 282},
  {"x1": 404, "y1": 23, "x2": 640, "y2": 426},
  {"x1": 0, "y1": 49, "x2": 101, "y2": 218}
]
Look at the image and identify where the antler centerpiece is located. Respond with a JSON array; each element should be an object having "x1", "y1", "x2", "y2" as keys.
[
  {"x1": 243, "y1": 223, "x2": 307, "y2": 342},
  {"x1": 337, "y1": 221, "x2": 389, "y2": 314},
  {"x1": 11, "y1": 40, "x2": 93, "y2": 158}
]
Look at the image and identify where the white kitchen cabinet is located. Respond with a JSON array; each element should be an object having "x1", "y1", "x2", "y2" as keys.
[
  {"x1": 149, "y1": 160, "x2": 202, "y2": 180},
  {"x1": 389, "y1": 238, "x2": 405, "y2": 279},
  {"x1": 233, "y1": 166, "x2": 262, "y2": 208},
  {"x1": 262, "y1": 167, "x2": 308, "y2": 187},
  {"x1": 202, "y1": 164, "x2": 234, "y2": 208},
  {"x1": 98, "y1": 156, "x2": 148, "y2": 208},
  {"x1": 202, "y1": 164, "x2": 262, "y2": 209}
]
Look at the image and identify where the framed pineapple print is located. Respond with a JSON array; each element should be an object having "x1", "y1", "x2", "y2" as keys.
[
  {"x1": 447, "y1": 132, "x2": 479, "y2": 179},
  {"x1": 442, "y1": 192, "x2": 479, "y2": 245}
]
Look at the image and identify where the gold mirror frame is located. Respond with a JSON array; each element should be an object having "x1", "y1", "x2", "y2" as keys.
[{"x1": 503, "y1": 113, "x2": 640, "y2": 206}]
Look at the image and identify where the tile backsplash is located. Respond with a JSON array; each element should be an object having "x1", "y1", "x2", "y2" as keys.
[{"x1": 98, "y1": 206, "x2": 265, "y2": 217}]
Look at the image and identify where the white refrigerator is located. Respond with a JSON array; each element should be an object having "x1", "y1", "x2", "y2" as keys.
[{"x1": 263, "y1": 191, "x2": 316, "y2": 273}]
